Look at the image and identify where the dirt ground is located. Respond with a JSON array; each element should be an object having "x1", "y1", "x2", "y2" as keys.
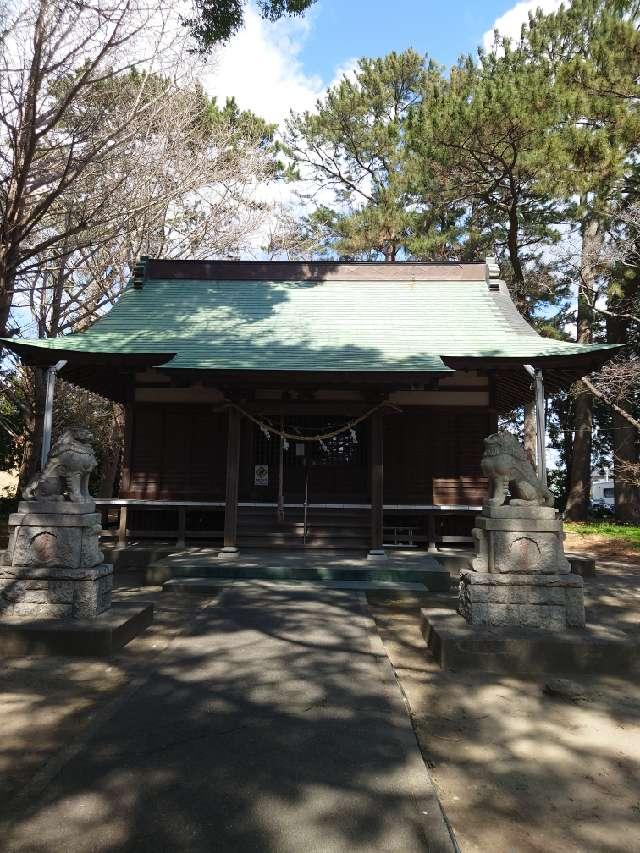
[
  {"x1": 368, "y1": 558, "x2": 640, "y2": 853},
  {"x1": 0, "y1": 586, "x2": 202, "y2": 824},
  {"x1": 1, "y1": 564, "x2": 639, "y2": 852}
]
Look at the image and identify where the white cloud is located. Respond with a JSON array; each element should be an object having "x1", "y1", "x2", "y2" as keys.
[
  {"x1": 328, "y1": 57, "x2": 359, "y2": 90},
  {"x1": 194, "y1": 7, "x2": 360, "y2": 256},
  {"x1": 482, "y1": 0, "x2": 567, "y2": 52},
  {"x1": 199, "y1": 6, "x2": 325, "y2": 125}
]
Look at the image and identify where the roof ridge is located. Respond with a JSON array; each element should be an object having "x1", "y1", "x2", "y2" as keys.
[{"x1": 144, "y1": 258, "x2": 487, "y2": 283}]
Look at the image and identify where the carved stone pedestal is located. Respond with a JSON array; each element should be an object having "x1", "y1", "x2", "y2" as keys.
[
  {"x1": 459, "y1": 570, "x2": 585, "y2": 630},
  {"x1": 3, "y1": 500, "x2": 112, "y2": 619},
  {"x1": 0, "y1": 564, "x2": 113, "y2": 620},
  {"x1": 460, "y1": 503, "x2": 585, "y2": 630},
  {"x1": 0, "y1": 428, "x2": 152, "y2": 655}
]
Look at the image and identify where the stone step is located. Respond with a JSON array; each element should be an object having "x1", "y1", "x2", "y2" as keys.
[
  {"x1": 148, "y1": 560, "x2": 451, "y2": 591},
  {"x1": 164, "y1": 578, "x2": 431, "y2": 594}
]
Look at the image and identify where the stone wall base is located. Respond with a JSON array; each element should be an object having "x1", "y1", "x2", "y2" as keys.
[
  {"x1": 459, "y1": 569, "x2": 585, "y2": 630},
  {"x1": 0, "y1": 564, "x2": 113, "y2": 619}
]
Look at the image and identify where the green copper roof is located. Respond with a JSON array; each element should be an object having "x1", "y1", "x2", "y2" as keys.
[{"x1": 3, "y1": 275, "x2": 618, "y2": 372}]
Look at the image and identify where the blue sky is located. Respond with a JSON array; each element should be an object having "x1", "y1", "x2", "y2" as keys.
[
  {"x1": 203, "y1": 0, "x2": 563, "y2": 125},
  {"x1": 297, "y1": 0, "x2": 516, "y2": 78}
]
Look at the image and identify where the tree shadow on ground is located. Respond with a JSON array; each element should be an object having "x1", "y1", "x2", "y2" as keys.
[
  {"x1": 1, "y1": 585, "x2": 436, "y2": 853},
  {"x1": 369, "y1": 568, "x2": 640, "y2": 853}
]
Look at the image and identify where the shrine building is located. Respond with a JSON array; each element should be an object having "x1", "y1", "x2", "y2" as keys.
[{"x1": 3, "y1": 258, "x2": 617, "y2": 556}]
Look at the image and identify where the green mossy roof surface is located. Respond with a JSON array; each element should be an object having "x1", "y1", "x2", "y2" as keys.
[{"x1": 8, "y1": 277, "x2": 617, "y2": 371}]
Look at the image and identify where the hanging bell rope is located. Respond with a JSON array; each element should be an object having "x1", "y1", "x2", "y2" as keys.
[{"x1": 218, "y1": 399, "x2": 401, "y2": 442}]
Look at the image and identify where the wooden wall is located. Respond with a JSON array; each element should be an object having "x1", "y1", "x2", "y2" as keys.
[
  {"x1": 384, "y1": 408, "x2": 491, "y2": 505},
  {"x1": 123, "y1": 403, "x2": 491, "y2": 506},
  {"x1": 124, "y1": 404, "x2": 227, "y2": 499}
]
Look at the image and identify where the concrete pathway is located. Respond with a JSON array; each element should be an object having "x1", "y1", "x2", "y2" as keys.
[{"x1": 3, "y1": 583, "x2": 454, "y2": 852}]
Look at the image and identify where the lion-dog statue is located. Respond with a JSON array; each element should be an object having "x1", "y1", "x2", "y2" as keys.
[
  {"x1": 23, "y1": 427, "x2": 97, "y2": 502},
  {"x1": 481, "y1": 431, "x2": 554, "y2": 507}
]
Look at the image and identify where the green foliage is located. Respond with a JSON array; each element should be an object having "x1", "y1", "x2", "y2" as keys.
[
  {"x1": 51, "y1": 381, "x2": 116, "y2": 494},
  {"x1": 410, "y1": 41, "x2": 572, "y2": 317},
  {"x1": 0, "y1": 371, "x2": 26, "y2": 472},
  {"x1": 185, "y1": 0, "x2": 316, "y2": 51},
  {"x1": 284, "y1": 1, "x2": 640, "y2": 516},
  {"x1": 287, "y1": 50, "x2": 464, "y2": 261}
]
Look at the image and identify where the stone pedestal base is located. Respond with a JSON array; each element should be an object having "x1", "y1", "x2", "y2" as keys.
[
  {"x1": 459, "y1": 569, "x2": 585, "y2": 630},
  {"x1": 422, "y1": 608, "x2": 638, "y2": 677},
  {"x1": 0, "y1": 603, "x2": 153, "y2": 656},
  {"x1": 0, "y1": 564, "x2": 113, "y2": 619}
]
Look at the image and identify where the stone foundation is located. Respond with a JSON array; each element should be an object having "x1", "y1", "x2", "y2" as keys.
[
  {"x1": 459, "y1": 570, "x2": 585, "y2": 630},
  {"x1": 0, "y1": 564, "x2": 112, "y2": 619}
]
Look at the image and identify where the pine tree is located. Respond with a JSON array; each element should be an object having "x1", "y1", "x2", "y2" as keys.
[
  {"x1": 410, "y1": 41, "x2": 570, "y2": 464},
  {"x1": 286, "y1": 51, "x2": 464, "y2": 262},
  {"x1": 524, "y1": 0, "x2": 640, "y2": 520}
]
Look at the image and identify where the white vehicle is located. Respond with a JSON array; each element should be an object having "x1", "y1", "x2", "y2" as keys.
[{"x1": 591, "y1": 477, "x2": 615, "y2": 507}]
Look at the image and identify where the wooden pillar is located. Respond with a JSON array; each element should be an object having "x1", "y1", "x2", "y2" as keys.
[
  {"x1": 487, "y1": 369, "x2": 498, "y2": 433},
  {"x1": 427, "y1": 511, "x2": 437, "y2": 554},
  {"x1": 120, "y1": 402, "x2": 134, "y2": 497},
  {"x1": 177, "y1": 506, "x2": 186, "y2": 548},
  {"x1": 368, "y1": 410, "x2": 386, "y2": 560},
  {"x1": 221, "y1": 408, "x2": 241, "y2": 556},
  {"x1": 118, "y1": 505, "x2": 128, "y2": 546}
]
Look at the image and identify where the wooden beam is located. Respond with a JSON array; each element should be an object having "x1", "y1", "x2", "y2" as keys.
[
  {"x1": 222, "y1": 408, "x2": 241, "y2": 553},
  {"x1": 369, "y1": 410, "x2": 385, "y2": 557}
]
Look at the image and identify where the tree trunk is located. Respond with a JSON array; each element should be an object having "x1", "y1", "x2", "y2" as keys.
[
  {"x1": 0, "y1": 253, "x2": 17, "y2": 338},
  {"x1": 563, "y1": 411, "x2": 574, "y2": 503},
  {"x1": 565, "y1": 209, "x2": 601, "y2": 521},
  {"x1": 16, "y1": 367, "x2": 46, "y2": 493},
  {"x1": 565, "y1": 390, "x2": 593, "y2": 520},
  {"x1": 0, "y1": 289, "x2": 12, "y2": 339},
  {"x1": 97, "y1": 403, "x2": 125, "y2": 498},
  {"x1": 613, "y1": 414, "x2": 640, "y2": 522},
  {"x1": 523, "y1": 399, "x2": 537, "y2": 469},
  {"x1": 606, "y1": 274, "x2": 640, "y2": 522}
]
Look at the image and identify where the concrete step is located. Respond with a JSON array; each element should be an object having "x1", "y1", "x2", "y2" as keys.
[
  {"x1": 164, "y1": 578, "x2": 432, "y2": 594},
  {"x1": 148, "y1": 559, "x2": 451, "y2": 591}
]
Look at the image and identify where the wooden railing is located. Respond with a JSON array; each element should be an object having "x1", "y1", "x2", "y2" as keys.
[{"x1": 96, "y1": 499, "x2": 481, "y2": 549}]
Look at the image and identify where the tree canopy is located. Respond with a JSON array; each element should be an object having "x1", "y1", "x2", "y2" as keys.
[{"x1": 185, "y1": 0, "x2": 316, "y2": 51}]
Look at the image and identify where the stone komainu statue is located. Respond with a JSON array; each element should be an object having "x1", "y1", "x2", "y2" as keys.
[
  {"x1": 23, "y1": 427, "x2": 97, "y2": 503},
  {"x1": 481, "y1": 431, "x2": 554, "y2": 507}
]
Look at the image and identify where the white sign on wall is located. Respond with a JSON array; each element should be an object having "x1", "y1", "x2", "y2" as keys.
[{"x1": 254, "y1": 464, "x2": 269, "y2": 486}]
